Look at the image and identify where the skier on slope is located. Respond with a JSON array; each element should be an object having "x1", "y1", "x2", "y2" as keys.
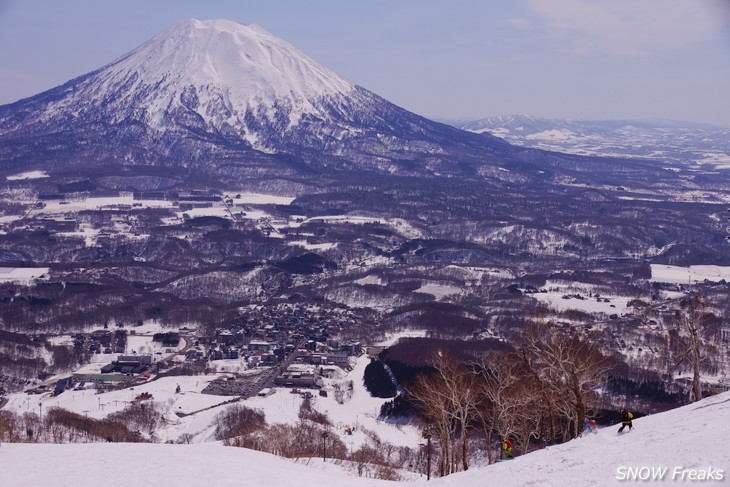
[
  {"x1": 618, "y1": 409, "x2": 633, "y2": 433},
  {"x1": 584, "y1": 418, "x2": 598, "y2": 434},
  {"x1": 502, "y1": 439, "x2": 513, "y2": 459}
]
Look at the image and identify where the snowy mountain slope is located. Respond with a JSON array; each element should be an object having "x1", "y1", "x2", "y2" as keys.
[
  {"x1": 0, "y1": 20, "x2": 356, "y2": 149},
  {"x1": 0, "y1": 19, "x2": 511, "y2": 178},
  {"x1": 440, "y1": 391, "x2": 730, "y2": 486},
  {"x1": 2, "y1": 391, "x2": 728, "y2": 486}
]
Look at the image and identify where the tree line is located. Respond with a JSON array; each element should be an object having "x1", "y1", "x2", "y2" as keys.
[{"x1": 403, "y1": 322, "x2": 613, "y2": 476}]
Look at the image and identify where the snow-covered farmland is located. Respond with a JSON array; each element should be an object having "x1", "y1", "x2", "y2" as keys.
[
  {"x1": 650, "y1": 264, "x2": 730, "y2": 284},
  {"x1": 35, "y1": 196, "x2": 174, "y2": 214},
  {"x1": 55, "y1": 224, "x2": 101, "y2": 246},
  {"x1": 526, "y1": 280, "x2": 632, "y2": 316},
  {"x1": 177, "y1": 206, "x2": 236, "y2": 219},
  {"x1": 288, "y1": 240, "x2": 338, "y2": 251},
  {"x1": 414, "y1": 282, "x2": 461, "y2": 300},
  {"x1": 524, "y1": 128, "x2": 578, "y2": 142},
  {"x1": 0, "y1": 267, "x2": 49, "y2": 284},
  {"x1": 225, "y1": 192, "x2": 296, "y2": 205},
  {"x1": 355, "y1": 274, "x2": 385, "y2": 286},
  {"x1": 6, "y1": 170, "x2": 49, "y2": 180},
  {"x1": 307, "y1": 215, "x2": 385, "y2": 225},
  {"x1": 530, "y1": 292, "x2": 632, "y2": 315}
]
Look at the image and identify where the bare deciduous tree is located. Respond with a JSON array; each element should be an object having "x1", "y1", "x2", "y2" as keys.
[
  {"x1": 668, "y1": 292, "x2": 717, "y2": 402},
  {"x1": 474, "y1": 354, "x2": 541, "y2": 462},
  {"x1": 519, "y1": 322, "x2": 612, "y2": 439},
  {"x1": 408, "y1": 350, "x2": 478, "y2": 476}
]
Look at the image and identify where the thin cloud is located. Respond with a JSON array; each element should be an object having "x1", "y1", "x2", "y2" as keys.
[
  {"x1": 0, "y1": 66, "x2": 34, "y2": 81},
  {"x1": 504, "y1": 17, "x2": 534, "y2": 30},
  {"x1": 525, "y1": 0, "x2": 728, "y2": 55}
]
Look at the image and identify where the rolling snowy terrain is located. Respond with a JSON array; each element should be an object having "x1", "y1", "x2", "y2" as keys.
[{"x1": 455, "y1": 114, "x2": 730, "y2": 167}]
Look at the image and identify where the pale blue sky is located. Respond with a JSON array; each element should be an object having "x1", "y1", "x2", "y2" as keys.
[{"x1": 1, "y1": 0, "x2": 730, "y2": 125}]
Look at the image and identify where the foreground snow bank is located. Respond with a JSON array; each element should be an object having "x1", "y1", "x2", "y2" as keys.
[
  {"x1": 0, "y1": 442, "x2": 388, "y2": 487},
  {"x1": 2, "y1": 391, "x2": 729, "y2": 486}
]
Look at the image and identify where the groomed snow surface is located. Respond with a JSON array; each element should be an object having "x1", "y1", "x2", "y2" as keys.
[{"x1": 2, "y1": 391, "x2": 729, "y2": 486}]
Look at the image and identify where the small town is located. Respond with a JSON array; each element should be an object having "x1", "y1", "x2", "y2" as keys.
[{"x1": 21, "y1": 303, "x2": 369, "y2": 408}]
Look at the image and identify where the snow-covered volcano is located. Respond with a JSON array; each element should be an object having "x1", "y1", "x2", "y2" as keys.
[
  {"x1": 0, "y1": 19, "x2": 509, "y2": 177},
  {"x1": 57, "y1": 19, "x2": 356, "y2": 146},
  {"x1": 113, "y1": 19, "x2": 355, "y2": 111}
]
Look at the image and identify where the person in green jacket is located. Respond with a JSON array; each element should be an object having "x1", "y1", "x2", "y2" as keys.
[{"x1": 502, "y1": 439, "x2": 513, "y2": 459}]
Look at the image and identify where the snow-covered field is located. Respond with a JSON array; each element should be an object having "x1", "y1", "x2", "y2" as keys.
[
  {"x1": 6, "y1": 170, "x2": 49, "y2": 180},
  {"x1": 0, "y1": 267, "x2": 49, "y2": 284},
  {"x1": 527, "y1": 280, "x2": 632, "y2": 316},
  {"x1": 307, "y1": 215, "x2": 384, "y2": 224},
  {"x1": 530, "y1": 292, "x2": 631, "y2": 315},
  {"x1": 3, "y1": 390, "x2": 728, "y2": 486},
  {"x1": 375, "y1": 330, "x2": 429, "y2": 348},
  {"x1": 125, "y1": 334, "x2": 179, "y2": 355},
  {"x1": 315, "y1": 356, "x2": 420, "y2": 448},
  {"x1": 225, "y1": 192, "x2": 296, "y2": 205},
  {"x1": 355, "y1": 274, "x2": 385, "y2": 286},
  {"x1": 414, "y1": 282, "x2": 461, "y2": 300},
  {"x1": 36, "y1": 196, "x2": 173, "y2": 214},
  {"x1": 207, "y1": 358, "x2": 250, "y2": 374},
  {"x1": 288, "y1": 240, "x2": 338, "y2": 251},
  {"x1": 651, "y1": 264, "x2": 730, "y2": 284}
]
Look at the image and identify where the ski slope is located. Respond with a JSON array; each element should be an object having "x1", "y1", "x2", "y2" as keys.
[
  {"x1": 2, "y1": 391, "x2": 728, "y2": 486},
  {"x1": 440, "y1": 391, "x2": 730, "y2": 486}
]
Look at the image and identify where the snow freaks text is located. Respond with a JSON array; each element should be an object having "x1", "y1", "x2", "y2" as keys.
[{"x1": 616, "y1": 466, "x2": 725, "y2": 482}]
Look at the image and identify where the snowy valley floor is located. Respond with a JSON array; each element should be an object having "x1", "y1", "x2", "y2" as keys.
[{"x1": 2, "y1": 391, "x2": 729, "y2": 486}]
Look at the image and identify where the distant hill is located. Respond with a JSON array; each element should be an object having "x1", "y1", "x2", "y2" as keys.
[{"x1": 449, "y1": 114, "x2": 730, "y2": 167}]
